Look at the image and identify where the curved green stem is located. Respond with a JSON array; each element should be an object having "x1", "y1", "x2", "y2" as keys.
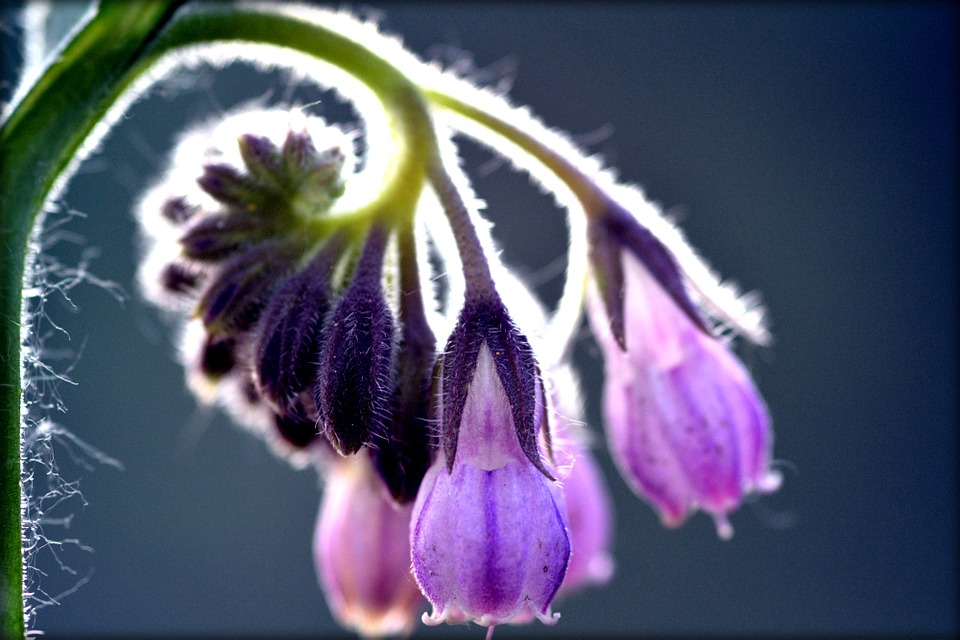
[
  {"x1": 141, "y1": 4, "x2": 432, "y2": 223},
  {"x1": 1, "y1": 4, "x2": 187, "y2": 635},
  {"x1": 424, "y1": 89, "x2": 607, "y2": 214},
  {"x1": 426, "y1": 156, "x2": 498, "y2": 300}
]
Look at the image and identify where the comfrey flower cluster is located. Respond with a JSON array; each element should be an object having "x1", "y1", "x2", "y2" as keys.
[{"x1": 135, "y1": 22, "x2": 779, "y2": 637}]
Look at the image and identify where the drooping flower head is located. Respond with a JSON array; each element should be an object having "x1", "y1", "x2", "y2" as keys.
[
  {"x1": 137, "y1": 109, "x2": 436, "y2": 490},
  {"x1": 587, "y1": 195, "x2": 781, "y2": 538},
  {"x1": 137, "y1": 109, "x2": 356, "y2": 463},
  {"x1": 137, "y1": 107, "x2": 441, "y2": 638},
  {"x1": 125, "y1": 14, "x2": 789, "y2": 635},
  {"x1": 410, "y1": 295, "x2": 571, "y2": 627}
]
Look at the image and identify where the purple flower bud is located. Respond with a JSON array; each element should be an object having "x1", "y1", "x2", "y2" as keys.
[
  {"x1": 237, "y1": 133, "x2": 283, "y2": 184},
  {"x1": 158, "y1": 261, "x2": 203, "y2": 297},
  {"x1": 316, "y1": 230, "x2": 395, "y2": 455},
  {"x1": 314, "y1": 454, "x2": 424, "y2": 637},
  {"x1": 196, "y1": 241, "x2": 300, "y2": 336},
  {"x1": 179, "y1": 214, "x2": 270, "y2": 262},
  {"x1": 272, "y1": 402, "x2": 320, "y2": 449},
  {"x1": 555, "y1": 444, "x2": 614, "y2": 593},
  {"x1": 589, "y1": 252, "x2": 781, "y2": 538},
  {"x1": 199, "y1": 334, "x2": 236, "y2": 379},
  {"x1": 282, "y1": 129, "x2": 344, "y2": 181},
  {"x1": 253, "y1": 241, "x2": 343, "y2": 416},
  {"x1": 411, "y1": 344, "x2": 570, "y2": 627},
  {"x1": 547, "y1": 371, "x2": 615, "y2": 595},
  {"x1": 371, "y1": 309, "x2": 437, "y2": 504},
  {"x1": 282, "y1": 129, "x2": 324, "y2": 173},
  {"x1": 197, "y1": 162, "x2": 265, "y2": 211}
]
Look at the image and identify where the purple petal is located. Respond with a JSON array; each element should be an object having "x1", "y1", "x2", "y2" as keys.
[
  {"x1": 556, "y1": 445, "x2": 614, "y2": 592},
  {"x1": 411, "y1": 460, "x2": 569, "y2": 626}
]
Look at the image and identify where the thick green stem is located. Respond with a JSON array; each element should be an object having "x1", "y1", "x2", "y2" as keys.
[{"x1": 1, "y1": 4, "x2": 186, "y2": 635}]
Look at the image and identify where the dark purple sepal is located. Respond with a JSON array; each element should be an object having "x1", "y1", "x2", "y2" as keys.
[
  {"x1": 441, "y1": 296, "x2": 551, "y2": 478},
  {"x1": 586, "y1": 218, "x2": 626, "y2": 350},
  {"x1": 159, "y1": 262, "x2": 203, "y2": 296},
  {"x1": 179, "y1": 214, "x2": 270, "y2": 263},
  {"x1": 438, "y1": 313, "x2": 484, "y2": 470},
  {"x1": 316, "y1": 277, "x2": 396, "y2": 456},
  {"x1": 197, "y1": 241, "x2": 300, "y2": 336},
  {"x1": 253, "y1": 248, "x2": 337, "y2": 413},
  {"x1": 534, "y1": 365, "x2": 554, "y2": 465},
  {"x1": 601, "y1": 196, "x2": 711, "y2": 338},
  {"x1": 197, "y1": 163, "x2": 282, "y2": 215},
  {"x1": 272, "y1": 401, "x2": 320, "y2": 449}
]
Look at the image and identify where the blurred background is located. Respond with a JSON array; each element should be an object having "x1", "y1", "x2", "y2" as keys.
[{"x1": 1, "y1": 2, "x2": 956, "y2": 638}]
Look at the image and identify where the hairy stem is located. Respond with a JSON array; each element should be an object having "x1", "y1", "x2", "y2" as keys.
[{"x1": 1, "y1": 3, "x2": 188, "y2": 634}]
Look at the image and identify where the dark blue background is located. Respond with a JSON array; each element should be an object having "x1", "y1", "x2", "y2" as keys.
[{"x1": 2, "y1": 2, "x2": 956, "y2": 638}]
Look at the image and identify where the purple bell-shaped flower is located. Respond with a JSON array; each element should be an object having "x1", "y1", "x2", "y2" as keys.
[
  {"x1": 589, "y1": 243, "x2": 781, "y2": 538},
  {"x1": 410, "y1": 298, "x2": 571, "y2": 627}
]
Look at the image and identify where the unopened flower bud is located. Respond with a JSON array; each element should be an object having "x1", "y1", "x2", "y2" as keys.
[
  {"x1": 179, "y1": 213, "x2": 272, "y2": 262},
  {"x1": 158, "y1": 261, "x2": 204, "y2": 297},
  {"x1": 317, "y1": 229, "x2": 395, "y2": 455},
  {"x1": 548, "y1": 368, "x2": 615, "y2": 594},
  {"x1": 196, "y1": 240, "x2": 301, "y2": 336},
  {"x1": 371, "y1": 311, "x2": 436, "y2": 504},
  {"x1": 253, "y1": 237, "x2": 344, "y2": 416},
  {"x1": 160, "y1": 196, "x2": 198, "y2": 225},
  {"x1": 314, "y1": 453, "x2": 424, "y2": 637},
  {"x1": 196, "y1": 162, "x2": 267, "y2": 212}
]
